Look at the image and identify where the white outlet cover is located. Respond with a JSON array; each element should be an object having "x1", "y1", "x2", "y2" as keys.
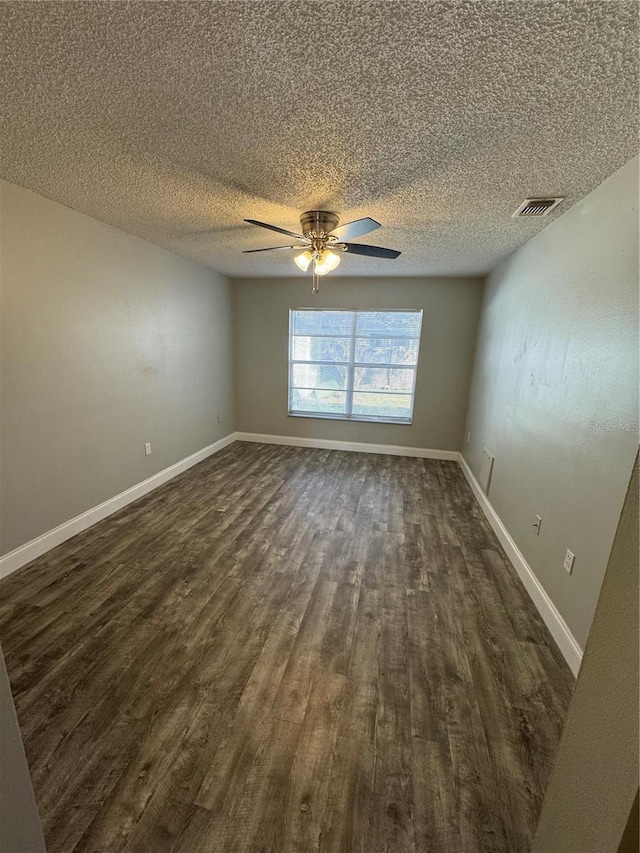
[
  {"x1": 145, "y1": 442, "x2": 152, "y2": 456},
  {"x1": 563, "y1": 549, "x2": 575, "y2": 574}
]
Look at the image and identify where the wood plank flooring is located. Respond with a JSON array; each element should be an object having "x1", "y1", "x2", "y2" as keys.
[{"x1": 0, "y1": 442, "x2": 574, "y2": 853}]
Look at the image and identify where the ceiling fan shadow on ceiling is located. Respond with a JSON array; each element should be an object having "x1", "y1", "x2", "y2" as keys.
[{"x1": 243, "y1": 210, "x2": 401, "y2": 293}]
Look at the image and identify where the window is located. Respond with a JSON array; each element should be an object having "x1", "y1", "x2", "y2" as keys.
[{"x1": 288, "y1": 309, "x2": 423, "y2": 424}]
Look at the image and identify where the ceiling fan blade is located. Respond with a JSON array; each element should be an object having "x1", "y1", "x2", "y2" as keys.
[
  {"x1": 244, "y1": 219, "x2": 303, "y2": 240},
  {"x1": 331, "y1": 217, "x2": 381, "y2": 241},
  {"x1": 341, "y1": 242, "x2": 401, "y2": 259},
  {"x1": 242, "y1": 245, "x2": 300, "y2": 253}
]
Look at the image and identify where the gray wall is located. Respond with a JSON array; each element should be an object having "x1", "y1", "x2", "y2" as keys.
[
  {"x1": 0, "y1": 646, "x2": 46, "y2": 853},
  {"x1": 533, "y1": 456, "x2": 638, "y2": 853},
  {"x1": 462, "y1": 156, "x2": 639, "y2": 649},
  {"x1": 1, "y1": 180, "x2": 235, "y2": 556},
  {"x1": 233, "y1": 276, "x2": 483, "y2": 451}
]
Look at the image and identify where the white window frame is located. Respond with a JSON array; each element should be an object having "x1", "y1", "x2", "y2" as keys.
[{"x1": 288, "y1": 308, "x2": 423, "y2": 425}]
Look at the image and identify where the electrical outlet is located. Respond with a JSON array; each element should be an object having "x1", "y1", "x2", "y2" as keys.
[
  {"x1": 533, "y1": 514, "x2": 542, "y2": 535},
  {"x1": 563, "y1": 548, "x2": 575, "y2": 574},
  {"x1": 217, "y1": 413, "x2": 222, "y2": 424},
  {"x1": 467, "y1": 432, "x2": 471, "y2": 443},
  {"x1": 144, "y1": 442, "x2": 152, "y2": 456}
]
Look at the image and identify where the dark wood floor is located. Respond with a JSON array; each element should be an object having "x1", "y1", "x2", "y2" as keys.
[{"x1": 0, "y1": 442, "x2": 574, "y2": 853}]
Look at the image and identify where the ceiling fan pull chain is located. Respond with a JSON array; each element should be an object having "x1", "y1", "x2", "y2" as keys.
[{"x1": 312, "y1": 271, "x2": 319, "y2": 295}]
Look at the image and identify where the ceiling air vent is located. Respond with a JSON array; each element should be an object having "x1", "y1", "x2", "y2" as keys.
[{"x1": 513, "y1": 197, "x2": 564, "y2": 218}]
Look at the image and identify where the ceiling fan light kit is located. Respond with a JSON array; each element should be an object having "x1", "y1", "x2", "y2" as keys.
[
  {"x1": 243, "y1": 210, "x2": 401, "y2": 294},
  {"x1": 294, "y1": 248, "x2": 341, "y2": 276}
]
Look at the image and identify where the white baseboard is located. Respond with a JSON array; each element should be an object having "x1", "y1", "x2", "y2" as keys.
[
  {"x1": 458, "y1": 454, "x2": 583, "y2": 676},
  {"x1": 234, "y1": 432, "x2": 459, "y2": 461},
  {"x1": 0, "y1": 433, "x2": 239, "y2": 581}
]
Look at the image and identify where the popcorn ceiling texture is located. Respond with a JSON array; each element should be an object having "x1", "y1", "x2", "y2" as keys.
[{"x1": 0, "y1": 1, "x2": 637, "y2": 277}]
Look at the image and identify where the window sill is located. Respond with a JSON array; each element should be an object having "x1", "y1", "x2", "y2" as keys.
[{"x1": 288, "y1": 411, "x2": 413, "y2": 426}]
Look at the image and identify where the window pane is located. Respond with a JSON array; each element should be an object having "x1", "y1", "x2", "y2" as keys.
[
  {"x1": 352, "y1": 392, "x2": 413, "y2": 419},
  {"x1": 290, "y1": 388, "x2": 347, "y2": 415},
  {"x1": 291, "y1": 310, "x2": 353, "y2": 336},
  {"x1": 354, "y1": 338, "x2": 418, "y2": 366},
  {"x1": 289, "y1": 309, "x2": 422, "y2": 424},
  {"x1": 354, "y1": 366, "x2": 414, "y2": 394},
  {"x1": 292, "y1": 363, "x2": 348, "y2": 391},
  {"x1": 292, "y1": 336, "x2": 350, "y2": 362},
  {"x1": 355, "y1": 311, "x2": 421, "y2": 338}
]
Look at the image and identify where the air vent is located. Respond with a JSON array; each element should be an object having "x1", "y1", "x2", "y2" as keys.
[
  {"x1": 513, "y1": 197, "x2": 564, "y2": 218},
  {"x1": 479, "y1": 449, "x2": 494, "y2": 494}
]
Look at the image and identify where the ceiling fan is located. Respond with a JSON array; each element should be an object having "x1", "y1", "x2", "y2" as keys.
[{"x1": 243, "y1": 210, "x2": 401, "y2": 293}]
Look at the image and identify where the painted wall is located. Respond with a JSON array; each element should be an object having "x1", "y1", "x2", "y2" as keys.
[
  {"x1": 532, "y1": 457, "x2": 638, "y2": 853},
  {"x1": 0, "y1": 646, "x2": 46, "y2": 853},
  {"x1": 0, "y1": 180, "x2": 235, "y2": 556},
  {"x1": 233, "y1": 276, "x2": 483, "y2": 451},
  {"x1": 462, "y1": 156, "x2": 639, "y2": 649}
]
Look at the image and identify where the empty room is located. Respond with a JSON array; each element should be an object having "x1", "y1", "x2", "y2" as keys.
[{"x1": 0, "y1": 2, "x2": 638, "y2": 852}]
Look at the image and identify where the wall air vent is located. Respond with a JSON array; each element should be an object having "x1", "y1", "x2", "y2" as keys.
[
  {"x1": 513, "y1": 197, "x2": 564, "y2": 218},
  {"x1": 479, "y1": 449, "x2": 495, "y2": 494}
]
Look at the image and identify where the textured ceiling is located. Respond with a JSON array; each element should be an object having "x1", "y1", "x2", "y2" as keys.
[{"x1": 1, "y1": 1, "x2": 637, "y2": 277}]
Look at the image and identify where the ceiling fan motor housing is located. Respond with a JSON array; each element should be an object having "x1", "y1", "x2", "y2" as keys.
[{"x1": 300, "y1": 210, "x2": 339, "y2": 238}]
